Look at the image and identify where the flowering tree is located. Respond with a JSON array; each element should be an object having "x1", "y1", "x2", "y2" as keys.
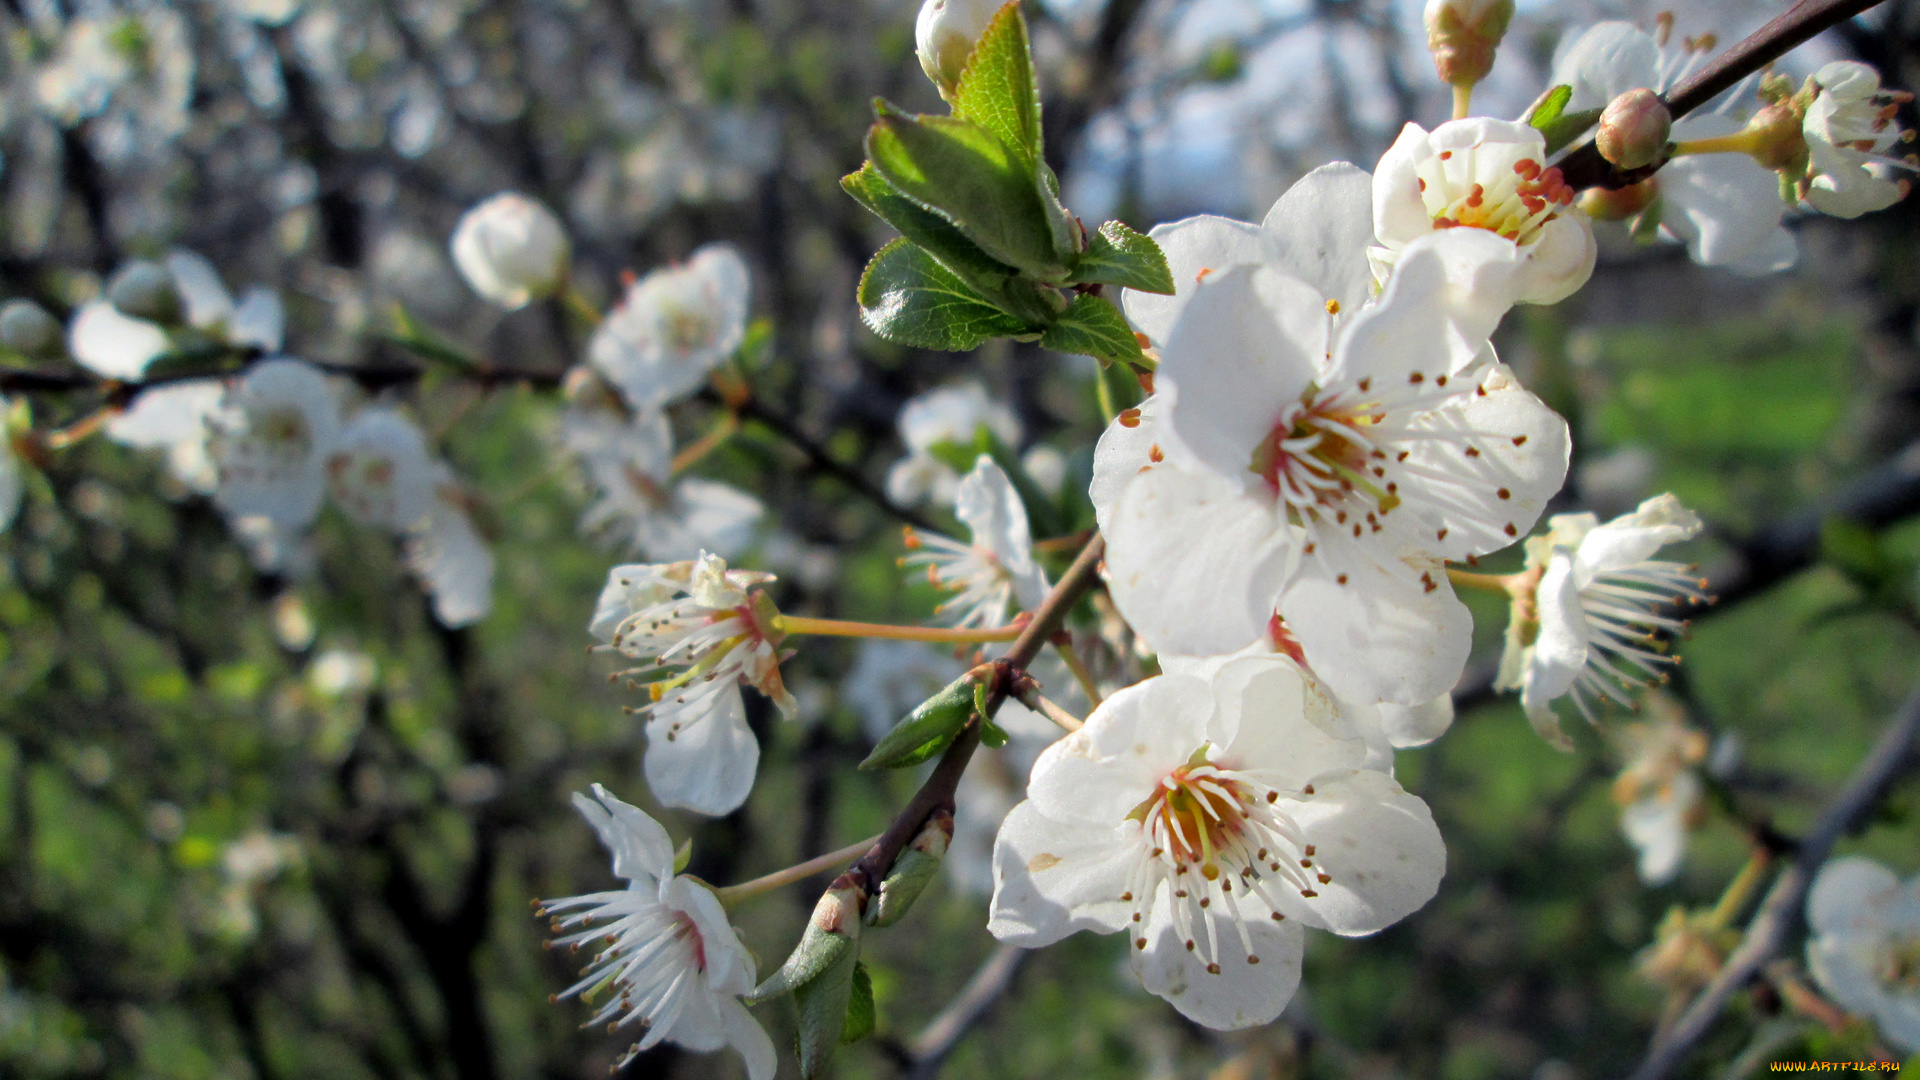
[{"x1": 3, "y1": 0, "x2": 1920, "y2": 1077}]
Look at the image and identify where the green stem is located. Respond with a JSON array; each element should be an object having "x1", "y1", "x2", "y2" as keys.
[
  {"x1": 713, "y1": 834, "x2": 883, "y2": 909},
  {"x1": 774, "y1": 615, "x2": 1024, "y2": 644}
]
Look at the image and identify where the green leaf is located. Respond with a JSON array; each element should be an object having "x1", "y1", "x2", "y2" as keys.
[
  {"x1": 1068, "y1": 220, "x2": 1175, "y2": 294},
  {"x1": 840, "y1": 963, "x2": 876, "y2": 1044},
  {"x1": 671, "y1": 837, "x2": 692, "y2": 874},
  {"x1": 843, "y1": 163, "x2": 1056, "y2": 325},
  {"x1": 1524, "y1": 84, "x2": 1571, "y2": 131},
  {"x1": 1040, "y1": 293, "x2": 1145, "y2": 368},
  {"x1": 857, "y1": 239, "x2": 1037, "y2": 352},
  {"x1": 867, "y1": 109, "x2": 1071, "y2": 280},
  {"x1": 860, "y1": 669, "x2": 981, "y2": 769},
  {"x1": 868, "y1": 810, "x2": 952, "y2": 928},
  {"x1": 386, "y1": 302, "x2": 481, "y2": 372},
  {"x1": 952, "y1": 2, "x2": 1042, "y2": 169},
  {"x1": 793, "y1": 946, "x2": 857, "y2": 1079},
  {"x1": 750, "y1": 878, "x2": 864, "y2": 1003},
  {"x1": 1530, "y1": 91, "x2": 1603, "y2": 157}
]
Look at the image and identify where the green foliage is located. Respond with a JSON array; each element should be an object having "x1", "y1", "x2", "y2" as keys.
[
  {"x1": 1526, "y1": 85, "x2": 1600, "y2": 155},
  {"x1": 1068, "y1": 221, "x2": 1176, "y2": 295},
  {"x1": 1040, "y1": 293, "x2": 1146, "y2": 368},
  {"x1": 856, "y1": 239, "x2": 1035, "y2": 351},
  {"x1": 840, "y1": 962, "x2": 876, "y2": 1044},
  {"x1": 860, "y1": 669, "x2": 982, "y2": 769},
  {"x1": 951, "y1": 2, "x2": 1044, "y2": 169}
]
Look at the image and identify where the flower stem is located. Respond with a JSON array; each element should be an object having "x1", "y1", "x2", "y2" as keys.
[
  {"x1": 1019, "y1": 689, "x2": 1084, "y2": 732},
  {"x1": 43, "y1": 407, "x2": 114, "y2": 450},
  {"x1": 1053, "y1": 638, "x2": 1104, "y2": 709},
  {"x1": 1453, "y1": 84, "x2": 1474, "y2": 121},
  {"x1": 774, "y1": 614, "x2": 1025, "y2": 644},
  {"x1": 1670, "y1": 132, "x2": 1761, "y2": 158},
  {"x1": 713, "y1": 834, "x2": 883, "y2": 909},
  {"x1": 1703, "y1": 848, "x2": 1772, "y2": 932},
  {"x1": 560, "y1": 283, "x2": 602, "y2": 327},
  {"x1": 1445, "y1": 567, "x2": 1514, "y2": 594},
  {"x1": 670, "y1": 412, "x2": 741, "y2": 475}
]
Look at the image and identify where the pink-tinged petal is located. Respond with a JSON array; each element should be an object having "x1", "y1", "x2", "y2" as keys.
[
  {"x1": 1259, "y1": 162, "x2": 1377, "y2": 314},
  {"x1": 576, "y1": 782, "x2": 678, "y2": 885},
  {"x1": 1105, "y1": 464, "x2": 1288, "y2": 657},
  {"x1": 1208, "y1": 654, "x2": 1366, "y2": 791},
  {"x1": 1089, "y1": 394, "x2": 1166, "y2": 535},
  {"x1": 643, "y1": 690, "x2": 760, "y2": 816},
  {"x1": 987, "y1": 800, "x2": 1138, "y2": 947},
  {"x1": 1521, "y1": 552, "x2": 1589, "y2": 745},
  {"x1": 1161, "y1": 265, "x2": 1323, "y2": 486},
  {"x1": 1373, "y1": 123, "x2": 1437, "y2": 248},
  {"x1": 1131, "y1": 885, "x2": 1304, "y2": 1030},
  {"x1": 1281, "y1": 549, "x2": 1472, "y2": 706},
  {"x1": 1396, "y1": 363, "x2": 1571, "y2": 561},
  {"x1": 1026, "y1": 675, "x2": 1211, "y2": 826},
  {"x1": 1273, "y1": 769, "x2": 1445, "y2": 935},
  {"x1": 1122, "y1": 216, "x2": 1268, "y2": 346},
  {"x1": 664, "y1": 874, "x2": 752, "y2": 995},
  {"x1": 718, "y1": 997, "x2": 778, "y2": 1080}
]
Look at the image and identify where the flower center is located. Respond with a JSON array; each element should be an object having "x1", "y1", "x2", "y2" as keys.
[
  {"x1": 662, "y1": 303, "x2": 717, "y2": 352},
  {"x1": 1879, "y1": 933, "x2": 1920, "y2": 992},
  {"x1": 1250, "y1": 389, "x2": 1399, "y2": 525},
  {"x1": 1419, "y1": 151, "x2": 1575, "y2": 245},
  {"x1": 255, "y1": 407, "x2": 312, "y2": 456}
]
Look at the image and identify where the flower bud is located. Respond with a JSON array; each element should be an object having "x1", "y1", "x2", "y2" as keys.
[
  {"x1": 0, "y1": 300, "x2": 65, "y2": 359},
  {"x1": 107, "y1": 260, "x2": 183, "y2": 326},
  {"x1": 449, "y1": 193, "x2": 571, "y2": 310},
  {"x1": 1595, "y1": 88, "x2": 1672, "y2": 171},
  {"x1": 1744, "y1": 102, "x2": 1810, "y2": 174},
  {"x1": 916, "y1": 0, "x2": 1003, "y2": 100},
  {"x1": 1578, "y1": 178, "x2": 1659, "y2": 222},
  {"x1": 749, "y1": 872, "x2": 865, "y2": 1003},
  {"x1": 867, "y1": 808, "x2": 952, "y2": 927},
  {"x1": 1424, "y1": 0, "x2": 1514, "y2": 89}
]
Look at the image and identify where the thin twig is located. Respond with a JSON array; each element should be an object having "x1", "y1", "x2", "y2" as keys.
[
  {"x1": 1626, "y1": 672, "x2": 1920, "y2": 1080},
  {"x1": 903, "y1": 944, "x2": 1028, "y2": 1080}
]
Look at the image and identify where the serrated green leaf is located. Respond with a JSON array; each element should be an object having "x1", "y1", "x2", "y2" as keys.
[
  {"x1": 952, "y1": 2, "x2": 1041, "y2": 169},
  {"x1": 867, "y1": 110, "x2": 1070, "y2": 280},
  {"x1": 1041, "y1": 293, "x2": 1145, "y2": 368},
  {"x1": 860, "y1": 669, "x2": 980, "y2": 769},
  {"x1": 840, "y1": 963, "x2": 875, "y2": 1044},
  {"x1": 843, "y1": 163, "x2": 1056, "y2": 326},
  {"x1": 1069, "y1": 221, "x2": 1175, "y2": 294},
  {"x1": 857, "y1": 239, "x2": 1037, "y2": 352}
]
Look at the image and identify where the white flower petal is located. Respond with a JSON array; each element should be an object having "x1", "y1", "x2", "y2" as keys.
[
  {"x1": 1209, "y1": 653, "x2": 1366, "y2": 791},
  {"x1": 1132, "y1": 890, "x2": 1304, "y2": 1029},
  {"x1": 1088, "y1": 394, "x2": 1165, "y2": 536},
  {"x1": 69, "y1": 300, "x2": 169, "y2": 379},
  {"x1": 1258, "y1": 162, "x2": 1377, "y2": 315},
  {"x1": 1281, "y1": 551, "x2": 1473, "y2": 706},
  {"x1": 987, "y1": 800, "x2": 1137, "y2": 947},
  {"x1": 1276, "y1": 768, "x2": 1445, "y2": 935},
  {"x1": 1025, "y1": 675, "x2": 1211, "y2": 826},
  {"x1": 1123, "y1": 215, "x2": 1268, "y2": 347},
  {"x1": 719, "y1": 997, "x2": 778, "y2": 1080},
  {"x1": 644, "y1": 690, "x2": 759, "y2": 817},
  {"x1": 1808, "y1": 856, "x2": 1903, "y2": 937},
  {"x1": 572, "y1": 783, "x2": 676, "y2": 887}
]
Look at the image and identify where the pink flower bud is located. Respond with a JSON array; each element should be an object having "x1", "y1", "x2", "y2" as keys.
[
  {"x1": 1596, "y1": 89, "x2": 1672, "y2": 171},
  {"x1": 1424, "y1": 0, "x2": 1513, "y2": 89}
]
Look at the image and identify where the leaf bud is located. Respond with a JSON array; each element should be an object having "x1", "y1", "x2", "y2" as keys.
[
  {"x1": 0, "y1": 300, "x2": 65, "y2": 359},
  {"x1": 916, "y1": 0, "x2": 1004, "y2": 100},
  {"x1": 449, "y1": 192, "x2": 571, "y2": 310},
  {"x1": 748, "y1": 872, "x2": 866, "y2": 1003},
  {"x1": 106, "y1": 260, "x2": 182, "y2": 327},
  {"x1": 1424, "y1": 0, "x2": 1513, "y2": 89},
  {"x1": 867, "y1": 808, "x2": 953, "y2": 927},
  {"x1": 1595, "y1": 88, "x2": 1672, "y2": 171},
  {"x1": 859, "y1": 665, "x2": 994, "y2": 770}
]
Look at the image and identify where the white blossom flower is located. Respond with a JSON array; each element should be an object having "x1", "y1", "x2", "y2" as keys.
[
  {"x1": 308, "y1": 648, "x2": 378, "y2": 699},
  {"x1": 1372, "y1": 118, "x2": 1595, "y2": 306},
  {"x1": 541, "y1": 784, "x2": 775, "y2": 1078},
  {"x1": 1609, "y1": 693, "x2": 1708, "y2": 885},
  {"x1": 210, "y1": 359, "x2": 344, "y2": 534},
  {"x1": 1122, "y1": 163, "x2": 1380, "y2": 351},
  {"x1": 326, "y1": 408, "x2": 439, "y2": 532},
  {"x1": 1802, "y1": 61, "x2": 1914, "y2": 219},
  {"x1": 916, "y1": 0, "x2": 1002, "y2": 97},
  {"x1": 166, "y1": 250, "x2": 285, "y2": 351},
  {"x1": 590, "y1": 555, "x2": 794, "y2": 816},
  {"x1": 35, "y1": 17, "x2": 133, "y2": 124},
  {"x1": 885, "y1": 382, "x2": 1023, "y2": 507},
  {"x1": 989, "y1": 664, "x2": 1445, "y2": 1029},
  {"x1": 106, "y1": 382, "x2": 224, "y2": 494},
  {"x1": 405, "y1": 478, "x2": 495, "y2": 628},
  {"x1": 1098, "y1": 223, "x2": 1569, "y2": 705},
  {"x1": 561, "y1": 403, "x2": 763, "y2": 560},
  {"x1": 1495, "y1": 494, "x2": 1706, "y2": 748},
  {"x1": 1807, "y1": 855, "x2": 1920, "y2": 1053},
  {"x1": 589, "y1": 245, "x2": 749, "y2": 412},
  {"x1": 1551, "y1": 21, "x2": 1796, "y2": 274},
  {"x1": 903, "y1": 456, "x2": 1049, "y2": 629},
  {"x1": 69, "y1": 300, "x2": 170, "y2": 380},
  {"x1": 450, "y1": 193, "x2": 571, "y2": 309}
]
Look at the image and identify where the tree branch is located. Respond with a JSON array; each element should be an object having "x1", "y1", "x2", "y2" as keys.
[
  {"x1": 902, "y1": 944, "x2": 1027, "y2": 1080},
  {"x1": 1626, "y1": 671, "x2": 1920, "y2": 1080}
]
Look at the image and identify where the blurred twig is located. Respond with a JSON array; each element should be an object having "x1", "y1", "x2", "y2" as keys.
[
  {"x1": 901, "y1": 944, "x2": 1028, "y2": 1080},
  {"x1": 1626, "y1": 672, "x2": 1920, "y2": 1080}
]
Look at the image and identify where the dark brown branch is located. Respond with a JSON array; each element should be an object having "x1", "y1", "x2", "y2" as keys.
[
  {"x1": 1559, "y1": 0, "x2": 1888, "y2": 190},
  {"x1": 849, "y1": 533, "x2": 1105, "y2": 895},
  {"x1": 728, "y1": 390, "x2": 940, "y2": 533},
  {"x1": 1626, "y1": 671, "x2": 1920, "y2": 1080}
]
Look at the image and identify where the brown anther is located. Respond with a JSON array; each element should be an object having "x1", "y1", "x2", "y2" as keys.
[
  {"x1": 1206, "y1": 962, "x2": 1222, "y2": 975},
  {"x1": 1497, "y1": 487, "x2": 1511, "y2": 500},
  {"x1": 1318, "y1": 872, "x2": 1332, "y2": 884},
  {"x1": 1118, "y1": 408, "x2": 1142, "y2": 428}
]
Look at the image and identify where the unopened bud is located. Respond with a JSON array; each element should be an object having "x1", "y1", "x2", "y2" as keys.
[
  {"x1": 1578, "y1": 178, "x2": 1659, "y2": 222},
  {"x1": 916, "y1": 0, "x2": 1003, "y2": 99},
  {"x1": 449, "y1": 192, "x2": 571, "y2": 310},
  {"x1": 0, "y1": 300, "x2": 64, "y2": 359},
  {"x1": 1743, "y1": 103, "x2": 1810, "y2": 173},
  {"x1": 1424, "y1": 0, "x2": 1514, "y2": 89},
  {"x1": 106, "y1": 260, "x2": 182, "y2": 326},
  {"x1": 748, "y1": 873, "x2": 865, "y2": 1003},
  {"x1": 1596, "y1": 89, "x2": 1672, "y2": 170},
  {"x1": 867, "y1": 809, "x2": 953, "y2": 927}
]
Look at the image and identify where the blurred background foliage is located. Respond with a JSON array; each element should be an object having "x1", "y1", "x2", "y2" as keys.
[{"x1": 2, "y1": 0, "x2": 1920, "y2": 1076}]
